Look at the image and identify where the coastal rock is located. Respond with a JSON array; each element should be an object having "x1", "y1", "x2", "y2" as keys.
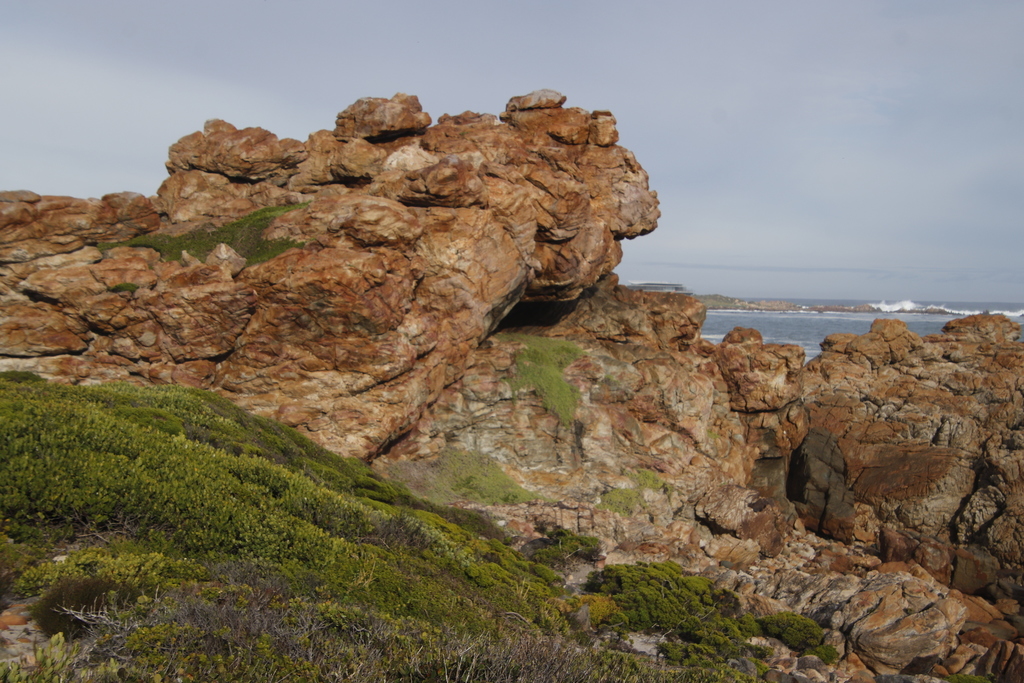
[
  {"x1": 167, "y1": 119, "x2": 307, "y2": 182},
  {"x1": 797, "y1": 315, "x2": 1024, "y2": 565},
  {"x1": 755, "y1": 569, "x2": 965, "y2": 674},
  {"x1": 0, "y1": 91, "x2": 660, "y2": 461},
  {"x1": 0, "y1": 192, "x2": 160, "y2": 263},
  {"x1": 334, "y1": 93, "x2": 432, "y2": 141}
]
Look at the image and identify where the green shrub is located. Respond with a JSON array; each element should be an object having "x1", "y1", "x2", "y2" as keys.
[
  {"x1": 0, "y1": 371, "x2": 45, "y2": 384},
  {"x1": 803, "y1": 643, "x2": 838, "y2": 665},
  {"x1": 499, "y1": 333, "x2": 584, "y2": 427},
  {"x1": 15, "y1": 547, "x2": 208, "y2": 596},
  {"x1": 107, "y1": 282, "x2": 139, "y2": 293},
  {"x1": 99, "y1": 203, "x2": 307, "y2": 266},
  {"x1": 531, "y1": 528, "x2": 602, "y2": 569},
  {"x1": 586, "y1": 562, "x2": 771, "y2": 663},
  {"x1": 756, "y1": 612, "x2": 823, "y2": 651}
]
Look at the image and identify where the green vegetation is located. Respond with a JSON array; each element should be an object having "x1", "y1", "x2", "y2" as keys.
[
  {"x1": 99, "y1": 203, "x2": 307, "y2": 266},
  {"x1": 944, "y1": 676, "x2": 994, "y2": 683},
  {"x1": 0, "y1": 376, "x2": 798, "y2": 681},
  {"x1": 499, "y1": 333, "x2": 584, "y2": 427},
  {"x1": 585, "y1": 563, "x2": 819, "y2": 666},
  {"x1": 107, "y1": 282, "x2": 139, "y2": 293},
  {"x1": 756, "y1": 612, "x2": 823, "y2": 651},
  {"x1": 386, "y1": 449, "x2": 542, "y2": 506},
  {"x1": 530, "y1": 528, "x2": 602, "y2": 570},
  {"x1": 803, "y1": 644, "x2": 838, "y2": 665},
  {"x1": 598, "y1": 468, "x2": 670, "y2": 517},
  {"x1": 0, "y1": 370, "x2": 45, "y2": 384}
]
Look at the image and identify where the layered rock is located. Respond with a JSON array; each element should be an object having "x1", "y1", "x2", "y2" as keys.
[
  {"x1": 795, "y1": 317, "x2": 1024, "y2": 570},
  {"x1": 1, "y1": 90, "x2": 659, "y2": 461}
]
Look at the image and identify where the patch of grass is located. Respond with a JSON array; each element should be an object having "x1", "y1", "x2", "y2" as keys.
[
  {"x1": 107, "y1": 282, "x2": 139, "y2": 293},
  {"x1": 0, "y1": 371, "x2": 45, "y2": 384},
  {"x1": 630, "y1": 468, "x2": 669, "y2": 492},
  {"x1": 498, "y1": 333, "x2": 584, "y2": 428},
  {"x1": 598, "y1": 469, "x2": 669, "y2": 517},
  {"x1": 387, "y1": 450, "x2": 541, "y2": 506},
  {"x1": 597, "y1": 488, "x2": 644, "y2": 516},
  {"x1": 99, "y1": 203, "x2": 307, "y2": 266}
]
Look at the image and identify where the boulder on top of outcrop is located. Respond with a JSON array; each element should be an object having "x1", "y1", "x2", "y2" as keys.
[
  {"x1": 940, "y1": 314, "x2": 1021, "y2": 344},
  {"x1": 334, "y1": 93, "x2": 432, "y2": 142},
  {"x1": 167, "y1": 119, "x2": 307, "y2": 182},
  {"x1": 505, "y1": 89, "x2": 567, "y2": 111},
  {"x1": 368, "y1": 154, "x2": 488, "y2": 208},
  {"x1": 589, "y1": 110, "x2": 619, "y2": 147}
]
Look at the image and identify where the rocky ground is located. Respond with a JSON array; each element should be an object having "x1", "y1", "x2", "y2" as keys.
[{"x1": 3, "y1": 89, "x2": 1024, "y2": 680}]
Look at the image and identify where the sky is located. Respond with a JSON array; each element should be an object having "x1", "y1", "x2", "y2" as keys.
[{"x1": 3, "y1": 1, "x2": 1023, "y2": 304}]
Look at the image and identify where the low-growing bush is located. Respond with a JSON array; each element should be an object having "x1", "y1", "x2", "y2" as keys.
[
  {"x1": 756, "y1": 612, "x2": 823, "y2": 651},
  {"x1": 0, "y1": 371, "x2": 45, "y2": 384},
  {"x1": 586, "y1": 562, "x2": 768, "y2": 663},
  {"x1": 15, "y1": 547, "x2": 208, "y2": 596},
  {"x1": 531, "y1": 528, "x2": 602, "y2": 569}
]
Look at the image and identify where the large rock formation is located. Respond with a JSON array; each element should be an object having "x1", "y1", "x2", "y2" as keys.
[{"x1": 1, "y1": 91, "x2": 658, "y2": 459}]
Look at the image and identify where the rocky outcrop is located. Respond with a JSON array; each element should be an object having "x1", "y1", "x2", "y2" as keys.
[
  {"x1": 796, "y1": 316, "x2": 1024, "y2": 569},
  {"x1": 0, "y1": 90, "x2": 659, "y2": 462}
]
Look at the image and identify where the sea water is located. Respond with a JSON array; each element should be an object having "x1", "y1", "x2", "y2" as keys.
[{"x1": 701, "y1": 299, "x2": 1024, "y2": 360}]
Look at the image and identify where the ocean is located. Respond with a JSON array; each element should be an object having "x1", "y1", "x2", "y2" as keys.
[{"x1": 701, "y1": 299, "x2": 1024, "y2": 360}]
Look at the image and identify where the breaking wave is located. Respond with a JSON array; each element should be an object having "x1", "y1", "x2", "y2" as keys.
[{"x1": 871, "y1": 300, "x2": 1024, "y2": 317}]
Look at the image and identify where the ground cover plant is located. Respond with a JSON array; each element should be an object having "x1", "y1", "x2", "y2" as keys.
[
  {"x1": 0, "y1": 375, "x2": 771, "y2": 681},
  {"x1": 386, "y1": 448, "x2": 542, "y2": 507},
  {"x1": 99, "y1": 203, "x2": 307, "y2": 266},
  {"x1": 499, "y1": 333, "x2": 585, "y2": 427}
]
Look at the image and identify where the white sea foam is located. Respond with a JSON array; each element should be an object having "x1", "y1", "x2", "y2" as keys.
[
  {"x1": 872, "y1": 300, "x2": 927, "y2": 313},
  {"x1": 870, "y1": 300, "x2": 1024, "y2": 317}
]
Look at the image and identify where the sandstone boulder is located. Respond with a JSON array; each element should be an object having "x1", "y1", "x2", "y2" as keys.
[{"x1": 334, "y1": 93, "x2": 432, "y2": 141}]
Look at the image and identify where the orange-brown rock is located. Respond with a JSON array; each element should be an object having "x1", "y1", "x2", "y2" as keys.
[
  {"x1": 796, "y1": 316, "x2": 1024, "y2": 569},
  {"x1": 0, "y1": 192, "x2": 159, "y2": 263},
  {"x1": 2, "y1": 91, "x2": 660, "y2": 467},
  {"x1": 334, "y1": 93, "x2": 432, "y2": 141},
  {"x1": 167, "y1": 119, "x2": 307, "y2": 182}
]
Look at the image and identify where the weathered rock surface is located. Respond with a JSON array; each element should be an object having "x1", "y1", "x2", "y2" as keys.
[
  {"x1": 796, "y1": 316, "x2": 1024, "y2": 569},
  {"x1": 1, "y1": 90, "x2": 660, "y2": 462}
]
